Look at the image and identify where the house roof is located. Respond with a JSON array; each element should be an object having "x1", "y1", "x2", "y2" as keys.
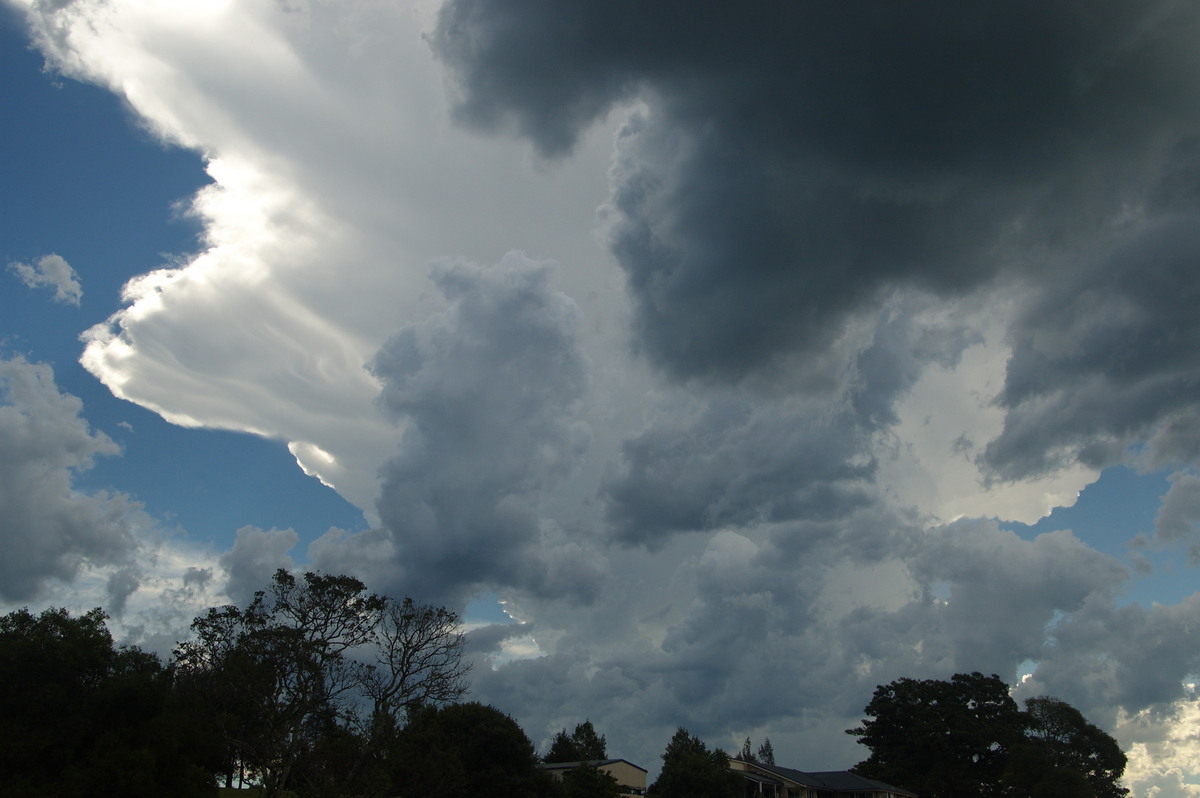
[
  {"x1": 540, "y1": 758, "x2": 648, "y2": 773},
  {"x1": 734, "y1": 762, "x2": 917, "y2": 797},
  {"x1": 807, "y1": 770, "x2": 919, "y2": 796}
]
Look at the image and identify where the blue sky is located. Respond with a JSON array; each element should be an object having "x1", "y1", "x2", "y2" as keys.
[{"x1": 4, "y1": 2, "x2": 1200, "y2": 794}]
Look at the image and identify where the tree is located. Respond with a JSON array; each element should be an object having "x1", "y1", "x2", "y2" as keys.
[
  {"x1": 849, "y1": 674, "x2": 1130, "y2": 798},
  {"x1": 0, "y1": 607, "x2": 217, "y2": 797},
  {"x1": 390, "y1": 702, "x2": 559, "y2": 798},
  {"x1": 546, "y1": 719, "x2": 608, "y2": 762},
  {"x1": 361, "y1": 596, "x2": 470, "y2": 727},
  {"x1": 648, "y1": 727, "x2": 742, "y2": 798},
  {"x1": 1022, "y1": 696, "x2": 1128, "y2": 798},
  {"x1": 847, "y1": 672, "x2": 1028, "y2": 798},
  {"x1": 735, "y1": 736, "x2": 775, "y2": 765},
  {"x1": 757, "y1": 737, "x2": 776, "y2": 766},
  {"x1": 173, "y1": 569, "x2": 469, "y2": 797}
]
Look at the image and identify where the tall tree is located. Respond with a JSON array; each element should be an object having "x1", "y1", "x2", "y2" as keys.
[
  {"x1": 173, "y1": 569, "x2": 469, "y2": 797},
  {"x1": 648, "y1": 728, "x2": 741, "y2": 798},
  {"x1": 358, "y1": 595, "x2": 471, "y2": 742},
  {"x1": 738, "y1": 737, "x2": 756, "y2": 762},
  {"x1": 849, "y1": 674, "x2": 1129, "y2": 798},
  {"x1": 756, "y1": 737, "x2": 775, "y2": 766},
  {"x1": 847, "y1": 672, "x2": 1028, "y2": 798},
  {"x1": 1023, "y1": 696, "x2": 1128, "y2": 798},
  {"x1": 546, "y1": 719, "x2": 608, "y2": 762}
]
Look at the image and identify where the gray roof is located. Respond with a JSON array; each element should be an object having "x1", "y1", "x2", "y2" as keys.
[
  {"x1": 735, "y1": 762, "x2": 917, "y2": 797},
  {"x1": 540, "y1": 758, "x2": 647, "y2": 773}
]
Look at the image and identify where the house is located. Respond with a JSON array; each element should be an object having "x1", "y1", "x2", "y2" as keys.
[
  {"x1": 729, "y1": 759, "x2": 916, "y2": 798},
  {"x1": 541, "y1": 758, "x2": 648, "y2": 797}
]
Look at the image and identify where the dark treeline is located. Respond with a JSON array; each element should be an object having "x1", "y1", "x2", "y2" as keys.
[
  {"x1": 848, "y1": 672, "x2": 1129, "y2": 798},
  {"x1": 0, "y1": 572, "x2": 1128, "y2": 798},
  {"x1": 0, "y1": 571, "x2": 630, "y2": 798}
]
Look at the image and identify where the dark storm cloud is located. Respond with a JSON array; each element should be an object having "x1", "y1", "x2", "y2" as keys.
[
  {"x1": 433, "y1": 0, "x2": 1200, "y2": 382},
  {"x1": 602, "y1": 394, "x2": 874, "y2": 548},
  {"x1": 985, "y1": 217, "x2": 1200, "y2": 479},
  {"x1": 602, "y1": 296, "x2": 978, "y2": 549},
  {"x1": 360, "y1": 253, "x2": 598, "y2": 605},
  {"x1": 0, "y1": 357, "x2": 141, "y2": 601}
]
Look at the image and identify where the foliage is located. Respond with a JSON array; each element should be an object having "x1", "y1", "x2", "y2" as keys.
[
  {"x1": 849, "y1": 673, "x2": 1128, "y2": 798},
  {"x1": 173, "y1": 569, "x2": 469, "y2": 797},
  {"x1": 546, "y1": 719, "x2": 608, "y2": 762},
  {"x1": 648, "y1": 727, "x2": 741, "y2": 798},
  {"x1": 0, "y1": 607, "x2": 217, "y2": 798},
  {"x1": 757, "y1": 737, "x2": 775, "y2": 765},
  {"x1": 735, "y1": 735, "x2": 774, "y2": 765},
  {"x1": 1021, "y1": 696, "x2": 1128, "y2": 798},
  {"x1": 390, "y1": 701, "x2": 559, "y2": 798}
]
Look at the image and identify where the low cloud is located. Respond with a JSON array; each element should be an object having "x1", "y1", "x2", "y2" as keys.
[
  {"x1": 0, "y1": 356, "x2": 139, "y2": 600},
  {"x1": 218, "y1": 525, "x2": 298, "y2": 606},
  {"x1": 9, "y1": 253, "x2": 83, "y2": 305}
]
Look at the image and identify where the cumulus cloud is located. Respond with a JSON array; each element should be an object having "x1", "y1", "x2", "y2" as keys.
[
  {"x1": 1156, "y1": 471, "x2": 1200, "y2": 562},
  {"x1": 0, "y1": 356, "x2": 140, "y2": 600},
  {"x1": 310, "y1": 254, "x2": 600, "y2": 605},
  {"x1": 9, "y1": 253, "x2": 83, "y2": 305},
  {"x1": 218, "y1": 525, "x2": 298, "y2": 606},
  {"x1": 0, "y1": 357, "x2": 239, "y2": 645}
]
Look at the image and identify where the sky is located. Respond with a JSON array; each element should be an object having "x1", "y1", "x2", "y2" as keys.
[{"x1": 3, "y1": 1, "x2": 1200, "y2": 793}]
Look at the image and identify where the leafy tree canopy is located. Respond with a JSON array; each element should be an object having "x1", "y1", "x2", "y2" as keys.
[
  {"x1": 546, "y1": 719, "x2": 608, "y2": 762},
  {"x1": 1021, "y1": 695, "x2": 1128, "y2": 798},
  {"x1": 849, "y1": 672, "x2": 1128, "y2": 798},
  {"x1": 391, "y1": 701, "x2": 559, "y2": 798},
  {"x1": 0, "y1": 607, "x2": 217, "y2": 798},
  {"x1": 648, "y1": 727, "x2": 741, "y2": 798},
  {"x1": 173, "y1": 569, "x2": 469, "y2": 797}
]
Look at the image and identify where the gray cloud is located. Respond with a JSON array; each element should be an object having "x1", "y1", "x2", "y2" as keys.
[
  {"x1": 105, "y1": 566, "x2": 142, "y2": 615},
  {"x1": 986, "y1": 217, "x2": 1200, "y2": 479},
  {"x1": 433, "y1": 0, "x2": 1200, "y2": 382},
  {"x1": 218, "y1": 525, "x2": 298, "y2": 605},
  {"x1": 473, "y1": 516, "x2": 1154, "y2": 775},
  {"x1": 0, "y1": 356, "x2": 139, "y2": 600},
  {"x1": 602, "y1": 294, "x2": 980, "y2": 549},
  {"x1": 8, "y1": 253, "x2": 83, "y2": 306},
  {"x1": 325, "y1": 253, "x2": 599, "y2": 605},
  {"x1": 1154, "y1": 470, "x2": 1200, "y2": 563},
  {"x1": 602, "y1": 392, "x2": 876, "y2": 549}
]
